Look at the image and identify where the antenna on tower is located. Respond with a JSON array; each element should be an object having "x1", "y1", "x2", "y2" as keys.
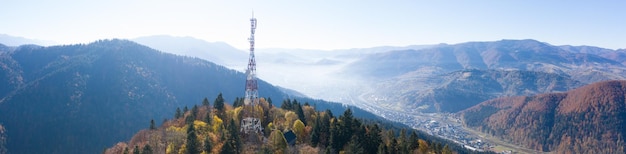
[{"x1": 240, "y1": 12, "x2": 262, "y2": 141}]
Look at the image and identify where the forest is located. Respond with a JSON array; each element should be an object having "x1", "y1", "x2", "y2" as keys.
[{"x1": 106, "y1": 93, "x2": 492, "y2": 154}]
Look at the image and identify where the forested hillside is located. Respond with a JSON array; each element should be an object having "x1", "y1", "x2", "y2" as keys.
[
  {"x1": 461, "y1": 80, "x2": 626, "y2": 153},
  {"x1": 0, "y1": 40, "x2": 377, "y2": 154},
  {"x1": 106, "y1": 95, "x2": 492, "y2": 154}
]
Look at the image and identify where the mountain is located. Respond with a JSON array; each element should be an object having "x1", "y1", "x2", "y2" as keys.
[
  {"x1": 346, "y1": 39, "x2": 624, "y2": 82},
  {"x1": 0, "y1": 40, "x2": 377, "y2": 154},
  {"x1": 460, "y1": 80, "x2": 626, "y2": 153},
  {"x1": 348, "y1": 39, "x2": 626, "y2": 113},
  {"x1": 0, "y1": 34, "x2": 57, "y2": 46},
  {"x1": 370, "y1": 69, "x2": 583, "y2": 112},
  {"x1": 132, "y1": 35, "x2": 248, "y2": 68},
  {"x1": 560, "y1": 45, "x2": 626, "y2": 65}
]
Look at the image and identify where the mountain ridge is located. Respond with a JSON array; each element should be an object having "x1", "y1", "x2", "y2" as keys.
[
  {"x1": 0, "y1": 40, "x2": 378, "y2": 154},
  {"x1": 460, "y1": 80, "x2": 626, "y2": 153},
  {"x1": 349, "y1": 39, "x2": 626, "y2": 113}
]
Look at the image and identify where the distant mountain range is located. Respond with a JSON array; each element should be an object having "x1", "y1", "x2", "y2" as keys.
[
  {"x1": 0, "y1": 34, "x2": 57, "y2": 46},
  {"x1": 349, "y1": 39, "x2": 626, "y2": 112},
  {"x1": 461, "y1": 80, "x2": 626, "y2": 153},
  {"x1": 132, "y1": 35, "x2": 248, "y2": 68},
  {"x1": 0, "y1": 40, "x2": 378, "y2": 154}
]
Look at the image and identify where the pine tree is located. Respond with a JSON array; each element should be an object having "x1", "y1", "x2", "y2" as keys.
[
  {"x1": 320, "y1": 110, "x2": 332, "y2": 147},
  {"x1": 229, "y1": 119, "x2": 241, "y2": 153},
  {"x1": 185, "y1": 115, "x2": 195, "y2": 125},
  {"x1": 203, "y1": 136, "x2": 212, "y2": 153},
  {"x1": 281, "y1": 99, "x2": 291, "y2": 110},
  {"x1": 221, "y1": 119, "x2": 240, "y2": 154},
  {"x1": 233, "y1": 97, "x2": 243, "y2": 108},
  {"x1": 267, "y1": 97, "x2": 273, "y2": 107},
  {"x1": 388, "y1": 138, "x2": 398, "y2": 154},
  {"x1": 150, "y1": 119, "x2": 156, "y2": 130},
  {"x1": 329, "y1": 120, "x2": 342, "y2": 151},
  {"x1": 183, "y1": 106, "x2": 189, "y2": 114},
  {"x1": 409, "y1": 130, "x2": 419, "y2": 150},
  {"x1": 186, "y1": 124, "x2": 200, "y2": 154},
  {"x1": 398, "y1": 128, "x2": 410, "y2": 153},
  {"x1": 214, "y1": 93, "x2": 225, "y2": 111},
  {"x1": 345, "y1": 136, "x2": 364, "y2": 154},
  {"x1": 141, "y1": 145, "x2": 153, "y2": 154},
  {"x1": 377, "y1": 143, "x2": 388, "y2": 154},
  {"x1": 192, "y1": 105, "x2": 199, "y2": 119},
  {"x1": 364, "y1": 124, "x2": 382, "y2": 154},
  {"x1": 133, "y1": 145, "x2": 140, "y2": 154},
  {"x1": 295, "y1": 102, "x2": 306, "y2": 125},
  {"x1": 123, "y1": 147, "x2": 129, "y2": 154},
  {"x1": 202, "y1": 97, "x2": 210, "y2": 106},
  {"x1": 204, "y1": 111, "x2": 212, "y2": 124},
  {"x1": 310, "y1": 116, "x2": 322, "y2": 147},
  {"x1": 175, "y1": 107, "x2": 182, "y2": 119}
]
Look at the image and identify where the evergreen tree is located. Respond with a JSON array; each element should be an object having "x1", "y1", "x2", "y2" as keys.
[
  {"x1": 214, "y1": 93, "x2": 225, "y2": 111},
  {"x1": 186, "y1": 123, "x2": 200, "y2": 154},
  {"x1": 408, "y1": 130, "x2": 419, "y2": 150},
  {"x1": 325, "y1": 109, "x2": 334, "y2": 119},
  {"x1": 398, "y1": 128, "x2": 410, "y2": 153},
  {"x1": 222, "y1": 119, "x2": 240, "y2": 154},
  {"x1": 320, "y1": 110, "x2": 332, "y2": 147},
  {"x1": 329, "y1": 120, "x2": 343, "y2": 151},
  {"x1": 310, "y1": 116, "x2": 322, "y2": 147},
  {"x1": 295, "y1": 102, "x2": 307, "y2": 125},
  {"x1": 364, "y1": 124, "x2": 382, "y2": 154},
  {"x1": 281, "y1": 99, "x2": 292, "y2": 110},
  {"x1": 377, "y1": 143, "x2": 388, "y2": 154},
  {"x1": 233, "y1": 97, "x2": 243, "y2": 108},
  {"x1": 203, "y1": 135, "x2": 212, "y2": 153},
  {"x1": 133, "y1": 145, "x2": 140, "y2": 154},
  {"x1": 267, "y1": 97, "x2": 273, "y2": 107},
  {"x1": 175, "y1": 107, "x2": 182, "y2": 119},
  {"x1": 329, "y1": 108, "x2": 356, "y2": 151},
  {"x1": 150, "y1": 119, "x2": 156, "y2": 130},
  {"x1": 191, "y1": 105, "x2": 199, "y2": 119},
  {"x1": 183, "y1": 106, "x2": 189, "y2": 114},
  {"x1": 141, "y1": 145, "x2": 153, "y2": 154},
  {"x1": 202, "y1": 97, "x2": 210, "y2": 106},
  {"x1": 388, "y1": 138, "x2": 398, "y2": 154},
  {"x1": 434, "y1": 143, "x2": 443, "y2": 154},
  {"x1": 345, "y1": 136, "x2": 364, "y2": 154},
  {"x1": 123, "y1": 147, "x2": 129, "y2": 154},
  {"x1": 204, "y1": 111, "x2": 212, "y2": 124},
  {"x1": 185, "y1": 114, "x2": 195, "y2": 125}
]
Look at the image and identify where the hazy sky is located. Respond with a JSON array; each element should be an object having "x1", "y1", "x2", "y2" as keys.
[{"x1": 2, "y1": 0, "x2": 625, "y2": 50}]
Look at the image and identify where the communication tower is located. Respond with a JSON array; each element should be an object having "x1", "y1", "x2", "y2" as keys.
[{"x1": 240, "y1": 14, "x2": 263, "y2": 138}]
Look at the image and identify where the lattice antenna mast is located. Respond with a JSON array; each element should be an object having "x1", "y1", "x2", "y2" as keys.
[
  {"x1": 241, "y1": 14, "x2": 262, "y2": 136},
  {"x1": 244, "y1": 14, "x2": 259, "y2": 106}
]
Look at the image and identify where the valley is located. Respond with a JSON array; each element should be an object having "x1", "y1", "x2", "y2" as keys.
[
  {"x1": 356, "y1": 89, "x2": 540, "y2": 153},
  {"x1": 132, "y1": 36, "x2": 626, "y2": 153}
]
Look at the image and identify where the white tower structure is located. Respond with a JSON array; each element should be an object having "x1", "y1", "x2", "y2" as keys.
[{"x1": 240, "y1": 14, "x2": 262, "y2": 136}]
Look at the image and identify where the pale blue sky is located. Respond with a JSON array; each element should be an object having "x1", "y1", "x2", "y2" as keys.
[{"x1": 1, "y1": 0, "x2": 625, "y2": 50}]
